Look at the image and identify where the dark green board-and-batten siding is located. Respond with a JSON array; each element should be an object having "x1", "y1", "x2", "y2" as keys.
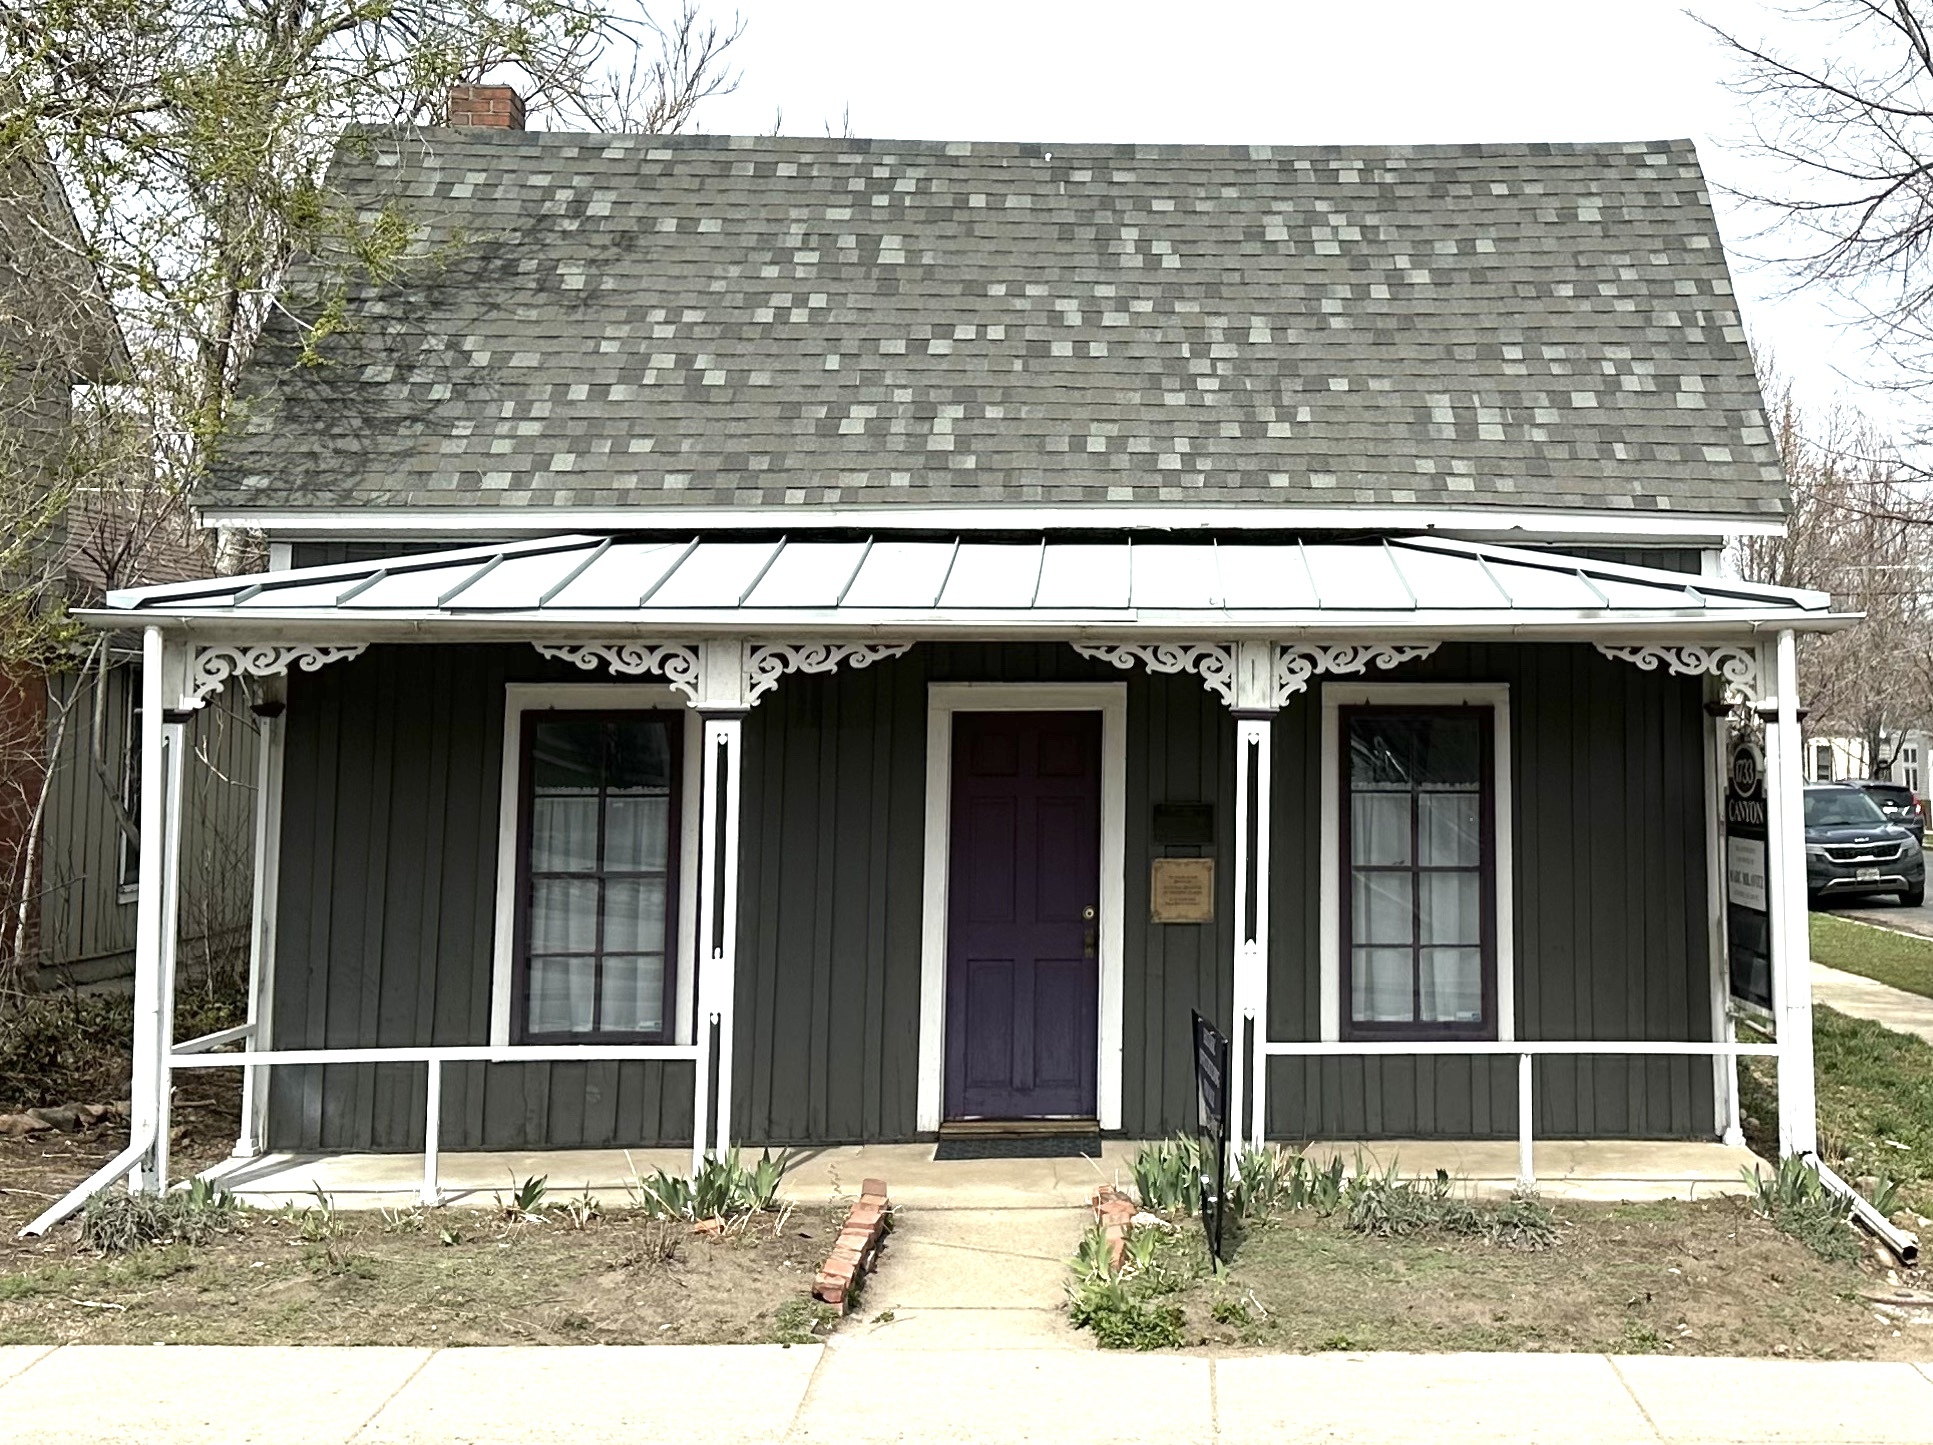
[
  {"x1": 264, "y1": 639, "x2": 1712, "y2": 1151},
  {"x1": 1264, "y1": 643, "x2": 1715, "y2": 1140}
]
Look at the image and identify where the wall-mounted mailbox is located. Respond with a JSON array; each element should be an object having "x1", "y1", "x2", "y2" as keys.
[{"x1": 1151, "y1": 802, "x2": 1214, "y2": 846}]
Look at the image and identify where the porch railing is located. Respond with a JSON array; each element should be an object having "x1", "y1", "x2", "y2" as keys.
[
  {"x1": 168, "y1": 1032, "x2": 710, "y2": 1207},
  {"x1": 1254, "y1": 1037, "x2": 1781, "y2": 1188}
]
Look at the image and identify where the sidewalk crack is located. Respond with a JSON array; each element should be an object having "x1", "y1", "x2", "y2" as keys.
[
  {"x1": 346, "y1": 1347, "x2": 437, "y2": 1443},
  {"x1": 780, "y1": 1342, "x2": 836, "y2": 1442},
  {"x1": 1604, "y1": 1355, "x2": 1666, "y2": 1443}
]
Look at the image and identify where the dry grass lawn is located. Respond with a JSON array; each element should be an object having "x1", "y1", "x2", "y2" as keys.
[{"x1": 0, "y1": 1126, "x2": 844, "y2": 1348}]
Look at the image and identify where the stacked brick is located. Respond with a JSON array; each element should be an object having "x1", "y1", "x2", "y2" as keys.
[
  {"x1": 1091, "y1": 1184, "x2": 1135, "y2": 1272},
  {"x1": 812, "y1": 1177, "x2": 890, "y2": 1312}
]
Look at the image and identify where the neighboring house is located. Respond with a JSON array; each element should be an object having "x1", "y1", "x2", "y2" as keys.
[
  {"x1": 1803, "y1": 728, "x2": 1929, "y2": 795},
  {"x1": 0, "y1": 126, "x2": 255, "y2": 992},
  {"x1": 76, "y1": 93, "x2": 1839, "y2": 1192}
]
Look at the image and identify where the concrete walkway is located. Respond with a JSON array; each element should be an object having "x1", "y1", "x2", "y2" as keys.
[
  {"x1": 842, "y1": 1205, "x2": 1089, "y2": 1349},
  {"x1": 6, "y1": 1344, "x2": 1933, "y2": 1443},
  {"x1": 1812, "y1": 959, "x2": 1933, "y2": 1046}
]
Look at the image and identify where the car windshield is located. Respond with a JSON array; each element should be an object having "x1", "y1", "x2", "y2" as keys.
[{"x1": 1805, "y1": 790, "x2": 1888, "y2": 828}]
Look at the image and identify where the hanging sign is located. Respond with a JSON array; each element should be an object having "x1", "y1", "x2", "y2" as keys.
[{"x1": 1725, "y1": 732, "x2": 1774, "y2": 1013}]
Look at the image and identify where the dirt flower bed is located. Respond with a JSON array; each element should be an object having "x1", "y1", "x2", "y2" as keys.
[
  {"x1": 0, "y1": 1130, "x2": 844, "y2": 1348},
  {"x1": 1085, "y1": 1199, "x2": 1928, "y2": 1360}
]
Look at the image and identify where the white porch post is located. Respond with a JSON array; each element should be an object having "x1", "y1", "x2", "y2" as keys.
[
  {"x1": 691, "y1": 641, "x2": 747, "y2": 1173},
  {"x1": 128, "y1": 627, "x2": 188, "y2": 1195},
  {"x1": 1704, "y1": 685, "x2": 1745, "y2": 1147},
  {"x1": 235, "y1": 680, "x2": 286, "y2": 1158},
  {"x1": 1763, "y1": 629, "x2": 1817, "y2": 1157},
  {"x1": 1231, "y1": 641, "x2": 1275, "y2": 1155}
]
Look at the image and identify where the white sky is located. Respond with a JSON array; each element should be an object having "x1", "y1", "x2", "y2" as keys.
[{"x1": 692, "y1": 0, "x2": 1903, "y2": 432}]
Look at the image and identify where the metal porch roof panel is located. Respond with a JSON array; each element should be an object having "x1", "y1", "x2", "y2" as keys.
[{"x1": 100, "y1": 534, "x2": 1836, "y2": 629}]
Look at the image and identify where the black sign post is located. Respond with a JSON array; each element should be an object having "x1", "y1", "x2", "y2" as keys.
[
  {"x1": 1191, "y1": 1010, "x2": 1230, "y2": 1262},
  {"x1": 1724, "y1": 727, "x2": 1774, "y2": 1014}
]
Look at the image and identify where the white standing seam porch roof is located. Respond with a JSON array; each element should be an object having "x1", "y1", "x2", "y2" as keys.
[{"x1": 88, "y1": 533, "x2": 1846, "y2": 640}]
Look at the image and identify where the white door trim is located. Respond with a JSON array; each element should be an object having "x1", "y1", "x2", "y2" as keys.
[
  {"x1": 917, "y1": 681, "x2": 1128, "y2": 1132},
  {"x1": 490, "y1": 683, "x2": 702, "y2": 1047},
  {"x1": 1317, "y1": 681, "x2": 1515, "y2": 1043}
]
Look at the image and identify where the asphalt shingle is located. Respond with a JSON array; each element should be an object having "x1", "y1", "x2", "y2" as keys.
[{"x1": 202, "y1": 131, "x2": 1785, "y2": 519}]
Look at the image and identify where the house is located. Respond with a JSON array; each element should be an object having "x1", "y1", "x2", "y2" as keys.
[
  {"x1": 0, "y1": 122, "x2": 256, "y2": 995},
  {"x1": 42, "y1": 90, "x2": 1847, "y2": 1216}
]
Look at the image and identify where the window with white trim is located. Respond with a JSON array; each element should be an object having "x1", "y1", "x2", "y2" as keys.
[
  {"x1": 512, "y1": 710, "x2": 681, "y2": 1043},
  {"x1": 1340, "y1": 706, "x2": 1496, "y2": 1037}
]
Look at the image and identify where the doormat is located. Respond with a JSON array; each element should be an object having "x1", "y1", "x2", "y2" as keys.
[{"x1": 931, "y1": 1134, "x2": 1103, "y2": 1161}]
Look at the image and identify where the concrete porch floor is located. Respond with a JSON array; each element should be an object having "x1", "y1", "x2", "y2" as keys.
[{"x1": 198, "y1": 1138, "x2": 1766, "y2": 1211}]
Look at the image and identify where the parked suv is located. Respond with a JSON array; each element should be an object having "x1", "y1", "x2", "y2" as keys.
[
  {"x1": 1805, "y1": 784, "x2": 1926, "y2": 906},
  {"x1": 1840, "y1": 778, "x2": 1926, "y2": 841}
]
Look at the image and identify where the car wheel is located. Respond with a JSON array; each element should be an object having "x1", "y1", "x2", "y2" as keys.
[{"x1": 1904, "y1": 884, "x2": 1926, "y2": 908}]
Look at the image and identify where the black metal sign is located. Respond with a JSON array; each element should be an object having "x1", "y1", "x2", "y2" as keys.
[
  {"x1": 1724, "y1": 728, "x2": 1774, "y2": 1013},
  {"x1": 1191, "y1": 1010, "x2": 1230, "y2": 1261}
]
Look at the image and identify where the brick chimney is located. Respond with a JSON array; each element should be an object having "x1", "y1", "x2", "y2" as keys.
[{"x1": 447, "y1": 84, "x2": 525, "y2": 130}]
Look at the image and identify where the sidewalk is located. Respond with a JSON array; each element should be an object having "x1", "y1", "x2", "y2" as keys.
[
  {"x1": 5, "y1": 1343, "x2": 1933, "y2": 1443},
  {"x1": 1812, "y1": 958, "x2": 1933, "y2": 1046}
]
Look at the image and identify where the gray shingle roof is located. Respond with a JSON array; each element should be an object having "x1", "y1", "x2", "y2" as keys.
[{"x1": 202, "y1": 132, "x2": 1785, "y2": 519}]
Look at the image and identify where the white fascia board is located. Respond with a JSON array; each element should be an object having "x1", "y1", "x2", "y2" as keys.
[
  {"x1": 199, "y1": 504, "x2": 1786, "y2": 546},
  {"x1": 74, "y1": 607, "x2": 1858, "y2": 641}
]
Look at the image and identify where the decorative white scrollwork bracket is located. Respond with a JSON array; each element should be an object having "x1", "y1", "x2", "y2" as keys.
[
  {"x1": 183, "y1": 644, "x2": 369, "y2": 709},
  {"x1": 1069, "y1": 643, "x2": 1239, "y2": 705},
  {"x1": 532, "y1": 643, "x2": 704, "y2": 702},
  {"x1": 1273, "y1": 643, "x2": 1440, "y2": 705},
  {"x1": 534, "y1": 641, "x2": 911, "y2": 707},
  {"x1": 744, "y1": 643, "x2": 912, "y2": 704},
  {"x1": 1592, "y1": 643, "x2": 1759, "y2": 703}
]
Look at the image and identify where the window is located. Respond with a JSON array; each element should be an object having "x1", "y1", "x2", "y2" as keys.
[
  {"x1": 1905, "y1": 744, "x2": 1921, "y2": 796},
  {"x1": 116, "y1": 670, "x2": 141, "y2": 898},
  {"x1": 512, "y1": 711, "x2": 681, "y2": 1043},
  {"x1": 1812, "y1": 741, "x2": 1833, "y2": 782},
  {"x1": 1339, "y1": 706, "x2": 1496, "y2": 1038}
]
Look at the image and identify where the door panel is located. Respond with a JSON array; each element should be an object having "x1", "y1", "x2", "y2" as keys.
[{"x1": 945, "y1": 710, "x2": 1101, "y2": 1119}]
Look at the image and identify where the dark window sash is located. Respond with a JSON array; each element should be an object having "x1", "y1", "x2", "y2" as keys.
[
  {"x1": 1338, "y1": 704, "x2": 1498, "y2": 1042},
  {"x1": 510, "y1": 709, "x2": 683, "y2": 1046}
]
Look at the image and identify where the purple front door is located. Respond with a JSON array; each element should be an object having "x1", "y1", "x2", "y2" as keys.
[{"x1": 945, "y1": 711, "x2": 1101, "y2": 1121}]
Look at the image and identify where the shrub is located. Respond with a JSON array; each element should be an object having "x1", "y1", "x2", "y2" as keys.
[
  {"x1": 0, "y1": 991, "x2": 134, "y2": 1108},
  {"x1": 628, "y1": 1149, "x2": 790, "y2": 1222},
  {"x1": 80, "y1": 1177, "x2": 239, "y2": 1254},
  {"x1": 1129, "y1": 1135, "x2": 1205, "y2": 1214},
  {"x1": 1342, "y1": 1162, "x2": 1556, "y2": 1250},
  {"x1": 1231, "y1": 1146, "x2": 1345, "y2": 1220},
  {"x1": 1065, "y1": 1220, "x2": 1194, "y2": 1350},
  {"x1": 1744, "y1": 1157, "x2": 1861, "y2": 1263}
]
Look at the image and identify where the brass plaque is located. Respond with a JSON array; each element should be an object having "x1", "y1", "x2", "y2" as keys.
[{"x1": 1151, "y1": 857, "x2": 1215, "y2": 923}]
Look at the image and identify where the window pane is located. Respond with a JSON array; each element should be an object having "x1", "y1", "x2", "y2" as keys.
[
  {"x1": 1351, "y1": 793, "x2": 1411, "y2": 867},
  {"x1": 531, "y1": 796, "x2": 599, "y2": 872},
  {"x1": 607, "y1": 720, "x2": 674, "y2": 791},
  {"x1": 530, "y1": 878, "x2": 598, "y2": 952},
  {"x1": 606, "y1": 795, "x2": 670, "y2": 872},
  {"x1": 1349, "y1": 718, "x2": 1420, "y2": 788},
  {"x1": 600, "y1": 954, "x2": 666, "y2": 1034},
  {"x1": 1351, "y1": 871, "x2": 1413, "y2": 944},
  {"x1": 603, "y1": 877, "x2": 668, "y2": 953},
  {"x1": 1418, "y1": 792, "x2": 1479, "y2": 867},
  {"x1": 1420, "y1": 948, "x2": 1483, "y2": 1022},
  {"x1": 1352, "y1": 947, "x2": 1414, "y2": 1022},
  {"x1": 1419, "y1": 871, "x2": 1480, "y2": 947},
  {"x1": 531, "y1": 721, "x2": 604, "y2": 790},
  {"x1": 1416, "y1": 716, "x2": 1481, "y2": 788},
  {"x1": 528, "y1": 955, "x2": 596, "y2": 1033}
]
